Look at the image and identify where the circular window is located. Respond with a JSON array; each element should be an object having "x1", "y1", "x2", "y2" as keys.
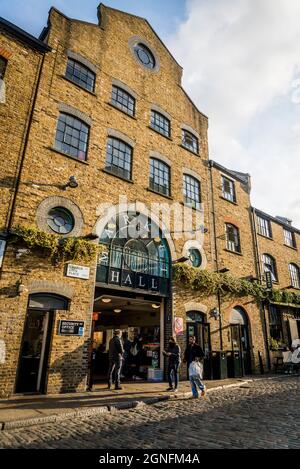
[
  {"x1": 188, "y1": 248, "x2": 202, "y2": 268},
  {"x1": 47, "y1": 207, "x2": 74, "y2": 234},
  {"x1": 134, "y1": 43, "x2": 155, "y2": 69}
]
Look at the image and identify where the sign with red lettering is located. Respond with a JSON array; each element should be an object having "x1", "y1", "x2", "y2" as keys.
[{"x1": 174, "y1": 317, "x2": 184, "y2": 335}]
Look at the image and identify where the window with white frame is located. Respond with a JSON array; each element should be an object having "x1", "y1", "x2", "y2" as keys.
[
  {"x1": 289, "y1": 263, "x2": 300, "y2": 288},
  {"x1": 225, "y1": 224, "x2": 241, "y2": 253},
  {"x1": 284, "y1": 229, "x2": 296, "y2": 248},
  {"x1": 222, "y1": 176, "x2": 236, "y2": 203},
  {"x1": 262, "y1": 254, "x2": 277, "y2": 282},
  {"x1": 257, "y1": 215, "x2": 272, "y2": 238}
]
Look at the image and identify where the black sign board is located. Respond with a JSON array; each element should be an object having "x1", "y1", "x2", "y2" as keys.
[
  {"x1": 58, "y1": 320, "x2": 85, "y2": 336},
  {"x1": 265, "y1": 271, "x2": 273, "y2": 289},
  {"x1": 108, "y1": 268, "x2": 160, "y2": 292}
]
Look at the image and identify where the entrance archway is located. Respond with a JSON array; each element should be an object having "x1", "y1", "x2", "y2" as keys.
[
  {"x1": 230, "y1": 306, "x2": 252, "y2": 375},
  {"x1": 16, "y1": 293, "x2": 69, "y2": 394}
]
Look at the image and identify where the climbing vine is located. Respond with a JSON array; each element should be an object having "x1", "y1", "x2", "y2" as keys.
[
  {"x1": 172, "y1": 262, "x2": 300, "y2": 306},
  {"x1": 9, "y1": 225, "x2": 104, "y2": 263}
]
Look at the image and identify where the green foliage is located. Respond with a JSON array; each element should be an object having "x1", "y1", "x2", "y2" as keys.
[
  {"x1": 10, "y1": 225, "x2": 104, "y2": 264},
  {"x1": 172, "y1": 263, "x2": 300, "y2": 306}
]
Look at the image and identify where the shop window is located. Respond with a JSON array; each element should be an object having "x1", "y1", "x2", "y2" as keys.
[{"x1": 269, "y1": 305, "x2": 283, "y2": 342}]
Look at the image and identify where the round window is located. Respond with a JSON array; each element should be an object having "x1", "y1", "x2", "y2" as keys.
[
  {"x1": 133, "y1": 43, "x2": 155, "y2": 69},
  {"x1": 188, "y1": 248, "x2": 202, "y2": 268},
  {"x1": 47, "y1": 207, "x2": 74, "y2": 234}
]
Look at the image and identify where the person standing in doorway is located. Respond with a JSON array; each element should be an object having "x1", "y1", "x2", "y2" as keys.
[
  {"x1": 108, "y1": 330, "x2": 124, "y2": 390},
  {"x1": 163, "y1": 336, "x2": 181, "y2": 392}
]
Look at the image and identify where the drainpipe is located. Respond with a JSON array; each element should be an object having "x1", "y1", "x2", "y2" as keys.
[
  {"x1": 250, "y1": 207, "x2": 271, "y2": 370},
  {"x1": 208, "y1": 161, "x2": 223, "y2": 350}
]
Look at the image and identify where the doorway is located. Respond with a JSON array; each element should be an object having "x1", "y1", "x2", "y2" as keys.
[
  {"x1": 91, "y1": 293, "x2": 163, "y2": 384},
  {"x1": 230, "y1": 307, "x2": 252, "y2": 375},
  {"x1": 16, "y1": 293, "x2": 68, "y2": 394},
  {"x1": 186, "y1": 311, "x2": 211, "y2": 379}
]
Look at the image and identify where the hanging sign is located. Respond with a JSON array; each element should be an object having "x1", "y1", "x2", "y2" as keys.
[
  {"x1": 174, "y1": 317, "x2": 184, "y2": 335},
  {"x1": 265, "y1": 271, "x2": 273, "y2": 289}
]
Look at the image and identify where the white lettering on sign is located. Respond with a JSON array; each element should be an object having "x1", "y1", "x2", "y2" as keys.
[
  {"x1": 123, "y1": 274, "x2": 133, "y2": 285},
  {"x1": 110, "y1": 270, "x2": 120, "y2": 283},
  {"x1": 66, "y1": 264, "x2": 90, "y2": 280}
]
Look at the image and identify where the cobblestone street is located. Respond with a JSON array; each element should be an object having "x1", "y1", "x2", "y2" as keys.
[{"x1": 0, "y1": 377, "x2": 299, "y2": 449}]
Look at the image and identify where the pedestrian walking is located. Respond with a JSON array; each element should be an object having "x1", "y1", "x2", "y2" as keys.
[
  {"x1": 184, "y1": 335, "x2": 205, "y2": 367},
  {"x1": 189, "y1": 357, "x2": 206, "y2": 398},
  {"x1": 163, "y1": 336, "x2": 181, "y2": 392},
  {"x1": 108, "y1": 330, "x2": 124, "y2": 390}
]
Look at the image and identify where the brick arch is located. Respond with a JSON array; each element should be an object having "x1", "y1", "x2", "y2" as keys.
[
  {"x1": 224, "y1": 217, "x2": 240, "y2": 227},
  {"x1": 28, "y1": 280, "x2": 74, "y2": 299},
  {"x1": 184, "y1": 302, "x2": 208, "y2": 314}
]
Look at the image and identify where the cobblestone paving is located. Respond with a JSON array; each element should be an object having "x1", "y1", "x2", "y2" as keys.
[{"x1": 0, "y1": 377, "x2": 299, "y2": 449}]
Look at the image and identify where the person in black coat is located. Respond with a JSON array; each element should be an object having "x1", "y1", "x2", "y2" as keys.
[
  {"x1": 108, "y1": 330, "x2": 124, "y2": 390},
  {"x1": 163, "y1": 336, "x2": 181, "y2": 392},
  {"x1": 184, "y1": 336, "x2": 204, "y2": 367}
]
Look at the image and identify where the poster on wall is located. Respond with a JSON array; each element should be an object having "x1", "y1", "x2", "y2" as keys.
[{"x1": 174, "y1": 317, "x2": 184, "y2": 335}]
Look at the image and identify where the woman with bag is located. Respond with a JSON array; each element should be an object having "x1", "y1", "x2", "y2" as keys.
[{"x1": 189, "y1": 357, "x2": 206, "y2": 398}]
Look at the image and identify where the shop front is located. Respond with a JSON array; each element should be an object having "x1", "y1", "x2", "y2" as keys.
[{"x1": 91, "y1": 211, "x2": 172, "y2": 384}]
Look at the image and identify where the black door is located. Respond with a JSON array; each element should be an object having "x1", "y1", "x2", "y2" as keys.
[
  {"x1": 16, "y1": 310, "x2": 52, "y2": 393},
  {"x1": 231, "y1": 324, "x2": 251, "y2": 375}
]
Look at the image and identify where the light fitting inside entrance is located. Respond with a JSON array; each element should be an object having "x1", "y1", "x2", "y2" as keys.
[
  {"x1": 151, "y1": 303, "x2": 160, "y2": 309},
  {"x1": 114, "y1": 309, "x2": 122, "y2": 313},
  {"x1": 101, "y1": 298, "x2": 111, "y2": 303}
]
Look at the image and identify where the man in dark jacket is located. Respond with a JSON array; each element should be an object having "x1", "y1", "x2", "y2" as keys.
[
  {"x1": 163, "y1": 336, "x2": 181, "y2": 392},
  {"x1": 108, "y1": 330, "x2": 124, "y2": 390},
  {"x1": 184, "y1": 336, "x2": 204, "y2": 366}
]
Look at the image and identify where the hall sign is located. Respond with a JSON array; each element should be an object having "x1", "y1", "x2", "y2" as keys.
[
  {"x1": 108, "y1": 268, "x2": 160, "y2": 292},
  {"x1": 58, "y1": 320, "x2": 85, "y2": 336}
]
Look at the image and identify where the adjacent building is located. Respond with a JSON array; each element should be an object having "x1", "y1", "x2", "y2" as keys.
[{"x1": 0, "y1": 5, "x2": 299, "y2": 397}]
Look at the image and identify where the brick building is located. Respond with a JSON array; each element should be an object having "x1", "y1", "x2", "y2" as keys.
[{"x1": 0, "y1": 5, "x2": 299, "y2": 397}]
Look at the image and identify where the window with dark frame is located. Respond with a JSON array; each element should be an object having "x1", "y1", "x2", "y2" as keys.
[
  {"x1": 262, "y1": 253, "x2": 278, "y2": 282},
  {"x1": 284, "y1": 228, "x2": 296, "y2": 248},
  {"x1": 225, "y1": 223, "x2": 241, "y2": 253},
  {"x1": 149, "y1": 158, "x2": 170, "y2": 196},
  {"x1": 182, "y1": 129, "x2": 199, "y2": 154},
  {"x1": 0, "y1": 56, "x2": 7, "y2": 80},
  {"x1": 183, "y1": 174, "x2": 201, "y2": 210},
  {"x1": 289, "y1": 263, "x2": 300, "y2": 288},
  {"x1": 257, "y1": 215, "x2": 272, "y2": 238},
  {"x1": 150, "y1": 110, "x2": 170, "y2": 137},
  {"x1": 54, "y1": 113, "x2": 89, "y2": 161},
  {"x1": 105, "y1": 137, "x2": 132, "y2": 180},
  {"x1": 65, "y1": 58, "x2": 95, "y2": 92},
  {"x1": 133, "y1": 43, "x2": 156, "y2": 69},
  {"x1": 222, "y1": 176, "x2": 236, "y2": 203},
  {"x1": 269, "y1": 305, "x2": 283, "y2": 342},
  {"x1": 111, "y1": 85, "x2": 135, "y2": 116}
]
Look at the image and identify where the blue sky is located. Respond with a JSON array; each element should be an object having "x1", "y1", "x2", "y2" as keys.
[
  {"x1": 1, "y1": 0, "x2": 300, "y2": 226},
  {"x1": 0, "y1": 0, "x2": 187, "y2": 40}
]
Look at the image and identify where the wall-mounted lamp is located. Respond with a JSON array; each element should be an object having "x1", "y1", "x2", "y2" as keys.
[
  {"x1": 218, "y1": 268, "x2": 229, "y2": 274},
  {"x1": 63, "y1": 176, "x2": 78, "y2": 190},
  {"x1": 172, "y1": 256, "x2": 189, "y2": 265},
  {"x1": 210, "y1": 308, "x2": 220, "y2": 320}
]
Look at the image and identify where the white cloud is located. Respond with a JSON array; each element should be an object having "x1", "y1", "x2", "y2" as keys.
[{"x1": 167, "y1": 0, "x2": 300, "y2": 226}]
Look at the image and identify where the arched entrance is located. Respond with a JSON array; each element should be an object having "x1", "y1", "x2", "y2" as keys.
[
  {"x1": 92, "y1": 211, "x2": 171, "y2": 384},
  {"x1": 230, "y1": 306, "x2": 252, "y2": 375},
  {"x1": 16, "y1": 293, "x2": 69, "y2": 393},
  {"x1": 186, "y1": 311, "x2": 211, "y2": 379}
]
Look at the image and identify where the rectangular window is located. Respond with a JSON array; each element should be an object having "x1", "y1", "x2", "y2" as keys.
[
  {"x1": 183, "y1": 174, "x2": 201, "y2": 210},
  {"x1": 105, "y1": 137, "x2": 132, "y2": 180},
  {"x1": 0, "y1": 56, "x2": 7, "y2": 80},
  {"x1": 182, "y1": 130, "x2": 199, "y2": 154},
  {"x1": 150, "y1": 111, "x2": 170, "y2": 138},
  {"x1": 149, "y1": 158, "x2": 170, "y2": 196},
  {"x1": 226, "y1": 224, "x2": 241, "y2": 253},
  {"x1": 269, "y1": 305, "x2": 283, "y2": 342},
  {"x1": 66, "y1": 59, "x2": 95, "y2": 92},
  {"x1": 111, "y1": 86, "x2": 135, "y2": 116},
  {"x1": 54, "y1": 113, "x2": 89, "y2": 161},
  {"x1": 222, "y1": 176, "x2": 236, "y2": 203},
  {"x1": 257, "y1": 216, "x2": 272, "y2": 238},
  {"x1": 284, "y1": 229, "x2": 296, "y2": 248}
]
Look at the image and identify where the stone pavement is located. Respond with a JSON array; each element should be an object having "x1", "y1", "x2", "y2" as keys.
[
  {"x1": 0, "y1": 376, "x2": 299, "y2": 449},
  {"x1": 0, "y1": 377, "x2": 249, "y2": 430}
]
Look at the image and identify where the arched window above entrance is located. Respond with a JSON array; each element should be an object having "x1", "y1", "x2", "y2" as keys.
[
  {"x1": 230, "y1": 307, "x2": 247, "y2": 325},
  {"x1": 28, "y1": 293, "x2": 69, "y2": 310},
  {"x1": 186, "y1": 311, "x2": 205, "y2": 323}
]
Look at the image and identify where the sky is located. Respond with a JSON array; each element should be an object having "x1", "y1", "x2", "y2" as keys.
[{"x1": 1, "y1": 0, "x2": 300, "y2": 226}]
